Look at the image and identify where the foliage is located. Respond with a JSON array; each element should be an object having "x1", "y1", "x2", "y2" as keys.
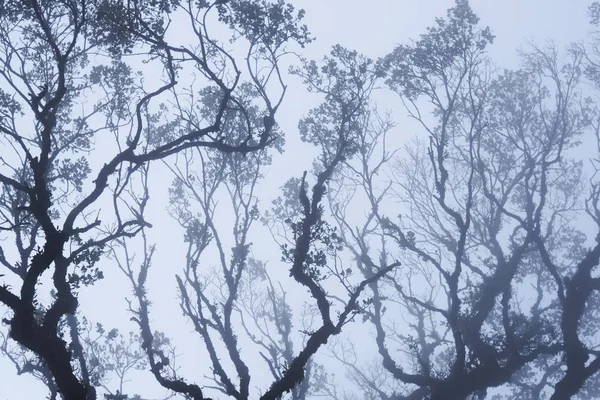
[
  {"x1": 321, "y1": 2, "x2": 600, "y2": 400},
  {"x1": 2, "y1": 1, "x2": 600, "y2": 400}
]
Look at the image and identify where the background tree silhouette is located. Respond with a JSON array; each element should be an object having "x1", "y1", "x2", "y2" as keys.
[{"x1": 323, "y1": 1, "x2": 600, "y2": 399}]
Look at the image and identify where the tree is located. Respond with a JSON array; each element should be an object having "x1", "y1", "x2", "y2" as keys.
[
  {"x1": 3, "y1": 1, "x2": 600, "y2": 400},
  {"x1": 0, "y1": 0, "x2": 315, "y2": 398},
  {"x1": 112, "y1": 42, "x2": 394, "y2": 400},
  {"x1": 323, "y1": 1, "x2": 600, "y2": 399}
]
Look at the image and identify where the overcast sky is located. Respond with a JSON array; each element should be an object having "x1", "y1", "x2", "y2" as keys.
[{"x1": 1, "y1": 1, "x2": 595, "y2": 398}]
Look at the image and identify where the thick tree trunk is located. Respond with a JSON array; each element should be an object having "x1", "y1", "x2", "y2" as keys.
[{"x1": 10, "y1": 314, "x2": 95, "y2": 400}]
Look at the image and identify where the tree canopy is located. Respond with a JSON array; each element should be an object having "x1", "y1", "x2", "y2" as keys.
[{"x1": 1, "y1": 1, "x2": 600, "y2": 400}]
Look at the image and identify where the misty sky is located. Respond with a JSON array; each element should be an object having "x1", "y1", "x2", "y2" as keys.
[{"x1": 0, "y1": 1, "x2": 594, "y2": 398}]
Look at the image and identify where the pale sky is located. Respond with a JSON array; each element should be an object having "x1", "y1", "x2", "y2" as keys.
[{"x1": 0, "y1": 1, "x2": 594, "y2": 398}]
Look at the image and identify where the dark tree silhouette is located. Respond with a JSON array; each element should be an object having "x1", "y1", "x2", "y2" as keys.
[
  {"x1": 109, "y1": 43, "x2": 395, "y2": 400},
  {"x1": 323, "y1": 1, "x2": 600, "y2": 400},
  {"x1": 3, "y1": 1, "x2": 600, "y2": 400},
  {"x1": 0, "y1": 0, "x2": 311, "y2": 398}
]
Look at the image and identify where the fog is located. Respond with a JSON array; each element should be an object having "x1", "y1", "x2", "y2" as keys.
[{"x1": 0, "y1": 1, "x2": 597, "y2": 399}]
